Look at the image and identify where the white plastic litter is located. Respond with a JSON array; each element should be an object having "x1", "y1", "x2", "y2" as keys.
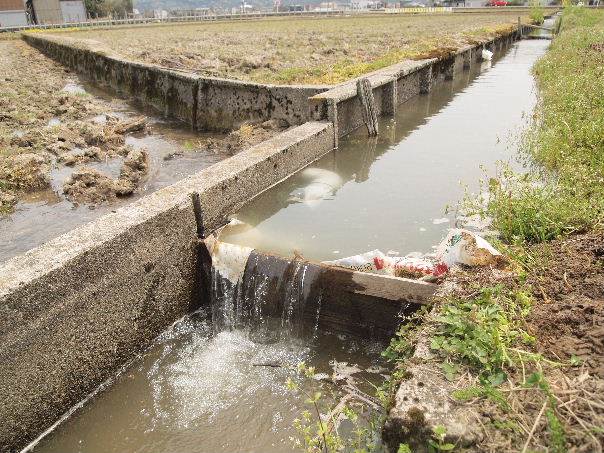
[
  {"x1": 436, "y1": 228, "x2": 505, "y2": 268},
  {"x1": 204, "y1": 235, "x2": 253, "y2": 283},
  {"x1": 323, "y1": 249, "x2": 390, "y2": 274},
  {"x1": 481, "y1": 48, "x2": 494, "y2": 61},
  {"x1": 323, "y1": 229, "x2": 505, "y2": 280},
  {"x1": 323, "y1": 250, "x2": 448, "y2": 279},
  {"x1": 288, "y1": 167, "x2": 343, "y2": 206}
]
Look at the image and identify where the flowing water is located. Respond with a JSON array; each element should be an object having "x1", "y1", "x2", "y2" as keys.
[
  {"x1": 28, "y1": 37, "x2": 550, "y2": 453},
  {"x1": 32, "y1": 265, "x2": 390, "y2": 453},
  {"x1": 0, "y1": 81, "x2": 231, "y2": 264},
  {"x1": 221, "y1": 39, "x2": 550, "y2": 262}
]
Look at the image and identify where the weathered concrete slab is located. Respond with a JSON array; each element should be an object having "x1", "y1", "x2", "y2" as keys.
[
  {"x1": 197, "y1": 78, "x2": 328, "y2": 131},
  {"x1": 22, "y1": 33, "x2": 329, "y2": 131},
  {"x1": 0, "y1": 121, "x2": 334, "y2": 452},
  {"x1": 382, "y1": 328, "x2": 483, "y2": 452}
]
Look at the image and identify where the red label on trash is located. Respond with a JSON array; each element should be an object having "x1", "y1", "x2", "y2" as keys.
[
  {"x1": 434, "y1": 262, "x2": 449, "y2": 277},
  {"x1": 373, "y1": 257, "x2": 385, "y2": 270}
]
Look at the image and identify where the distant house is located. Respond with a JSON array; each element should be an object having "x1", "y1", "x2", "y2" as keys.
[
  {"x1": 29, "y1": 0, "x2": 86, "y2": 24},
  {"x1": 0, "y1": 0, "x2": 28, "y2": 27}
]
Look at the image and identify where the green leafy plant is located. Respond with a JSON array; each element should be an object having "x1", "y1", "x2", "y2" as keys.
[
  {"x1": 397, "y1": 444, "x2": 412, "y2": 453},
  {"x1": 287, "y1": 362, "x2": 382, "y2": 453},
  {"x1": 525, "y1": 372, "x2": 568, "y2": 452},
  {"x1": 429, "y1": 286, "x2": 534, "y2": 381},
  {"x1": 428, "y1": 425, "x2": 455, "y2": 452},
  {"x1": 452, "y1": 384, "x2": 509, "y2": 411}
]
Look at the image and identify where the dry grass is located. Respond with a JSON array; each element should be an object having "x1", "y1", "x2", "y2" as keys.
[
  {"x1": 59, "y1": 13, "x2": 528, "y2": 84},
  {"x1": 452, "y1": 363, "x2": 604, "y2": 453}
]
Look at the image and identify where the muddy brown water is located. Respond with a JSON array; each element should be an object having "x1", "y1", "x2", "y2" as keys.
[
  {"x1": 27, "y1": 38, "x2": 549, "y2": 453},
  {"x1": 31, "y1": 311, "x2": 389, "y2": 453},
  {"x1": 221, "y1": 39, "x2": 550, "y2": 262},
  {"x1": 0, "y1": 81, "x2": 230, "y2": 264}
]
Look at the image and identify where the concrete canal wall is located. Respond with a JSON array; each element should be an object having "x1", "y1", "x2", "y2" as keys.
[
  {"x1": 0, "y1": 122, "x2": 334, "y2": 452},
  {"x1": 22, "y1": 33, "x2": 329, "y2": 131},
  {"x1": 309, "y1": 28, "x2": 527, "y2": 144}
]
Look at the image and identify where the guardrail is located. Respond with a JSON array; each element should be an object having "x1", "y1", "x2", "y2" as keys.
[{"x1": 0, "y1": 9, "x2": 348, "y2": 32}]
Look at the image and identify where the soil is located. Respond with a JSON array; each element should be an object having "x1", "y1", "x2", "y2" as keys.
[
  {"x1": 526, "y1": 232, "x2": 604, "y2": 378},
  {"x1": 206, "y1": 119, "x2": 288, "y2": 155},
  {"x1": 59, "y1": 13, "x2": 528, "y2": 84},
  {"x1": 62, "y1": 147, "x2": 149, "y2": 204},
  {"x1": 0, "y1": 39, "x2": 139, "y2": 211}
]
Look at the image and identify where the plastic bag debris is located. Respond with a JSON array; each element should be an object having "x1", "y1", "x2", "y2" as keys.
[
  {"x1": 322, "y1": 229, "x2": 505, "y2": 281},
  {"x1": 436, "y1": 228, "x2": 506, "y2": 268},
  {"x1": 323, "y1": 250, "x2": 448, "y2": 279},
  {"x1": 204, "y1": 234, "x2": 253, "y2": 284},
  {"x1": 323, "y1": 249, "x2": 389, "y2": 274},
  {"x1": 288, "y1": 167, "x2": 343, "y2": 206}
]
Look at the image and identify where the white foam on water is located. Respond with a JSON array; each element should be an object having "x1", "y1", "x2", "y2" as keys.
[{"x1": 148, "y1": 329, "x2": 309, "y2": 429}]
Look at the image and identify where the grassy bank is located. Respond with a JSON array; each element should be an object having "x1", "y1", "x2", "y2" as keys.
[
  {"x1": 382, "y1": 8, "x2": 604, "y2": 453},
  {"x1": 484, "y1": 7, "x2": 604, "y2": 244}
]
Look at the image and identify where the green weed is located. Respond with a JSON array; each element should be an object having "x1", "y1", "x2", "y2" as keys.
[
  {"x1": 529, "y1": 4, "x2": 545, "y2": 25},
  {"x1": 287, "y1": 362, "x2": 382, "y2": 453},
  {"x1": 477, "y1": 8, "x2": 604, "y2": 244},
  {"x1": 452, "y1": 385, "x2": 510, "y2": 411},
  {"x1": 429, "y1": 286, "x2": 533, "y2": 381},
  {"x1": 428, "y1": 425, "x2": 455, "y2": 452}
]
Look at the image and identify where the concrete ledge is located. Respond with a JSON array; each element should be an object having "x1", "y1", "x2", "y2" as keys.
[
  {"x1": 22, "y1": 33, "x2": 329, "y2": 131},
  {"x1": 0, "y1": 120, "x2": 334, "y2": 452}
]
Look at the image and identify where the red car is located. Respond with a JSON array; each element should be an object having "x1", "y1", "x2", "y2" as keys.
[{"x1": 487, "y1": 0, "x2": 509, "y2": 5}]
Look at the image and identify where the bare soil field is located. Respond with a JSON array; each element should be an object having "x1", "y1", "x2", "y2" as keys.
[{"x1": 60, "y1": 13, "x2": 528, "y2": 84}]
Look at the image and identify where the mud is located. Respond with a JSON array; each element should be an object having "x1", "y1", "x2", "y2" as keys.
[
  {"x1": 206, "y1": 120, "x2": 289, "y2": 155},
  {"x1": 0, "y1": 153, "x2": 52, "y2": 192},
  {"x1": 0, "y1": 40, "x2": 134, "y2": 211},
  {"x1": 526, "y1": 232, "x2": 604, "y2": 377},
  {"x1": 63, "y1": 148, "x2": 149, "y2": 204},
  {"x1": 0, "y1": 39, "x2": 282, "y2": 215}
]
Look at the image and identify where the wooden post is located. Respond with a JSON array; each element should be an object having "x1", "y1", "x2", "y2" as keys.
[
  {"x1": 191, "y1": 192, "x2": 205, "y2": 239},
  {"x1": 518, "y1": 16, "x2": 522, "y2": 38},
  {"x1": 356, "y1": 78, "x2": 378, "y2": 137},
  {"x1": 191, "y1": 192, "x2": 212, "y2": 308}
]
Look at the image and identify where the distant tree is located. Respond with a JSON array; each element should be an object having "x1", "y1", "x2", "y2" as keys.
[{"x1": 85, "y1": 0, "x2": 133, "y2": 18}]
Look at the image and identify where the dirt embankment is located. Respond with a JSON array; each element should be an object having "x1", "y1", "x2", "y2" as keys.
[
  {"x1": 526, "y1": 233, "x2": 604, "y2": 378},
  {"x1": 443, "y1": 233, "x2": 603, "y2": 452}
]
